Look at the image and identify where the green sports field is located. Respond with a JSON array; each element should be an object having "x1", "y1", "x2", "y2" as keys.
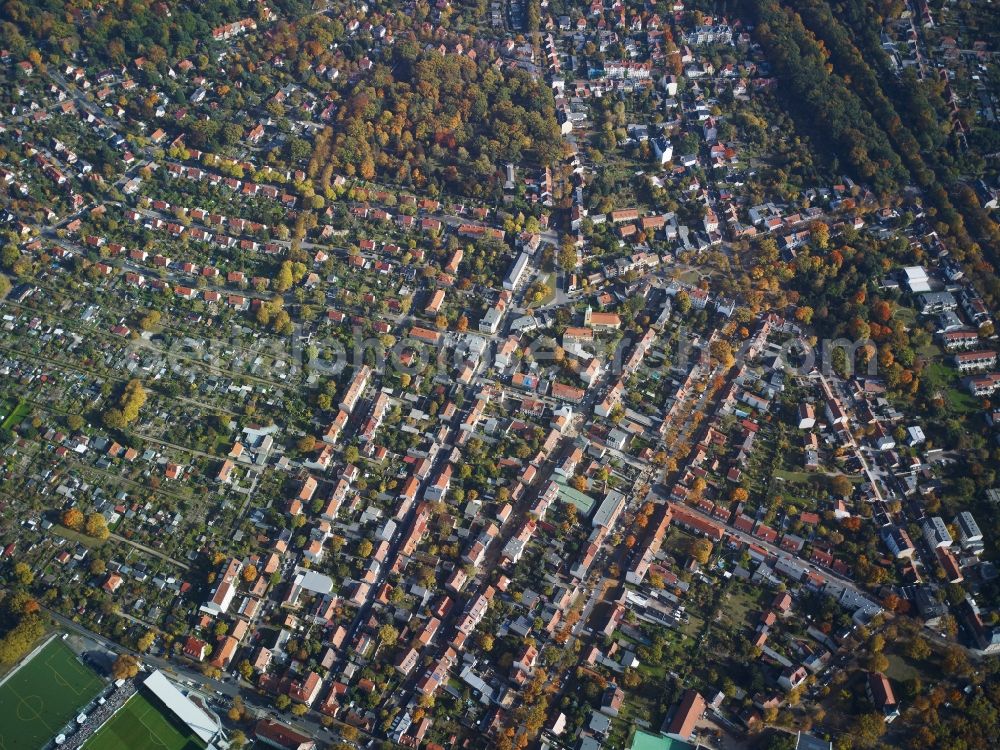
[
  {"x1": 84, "y1": 692, "x2": 205, "y2": 750},
  {"x1": 0, "y1": 638, "x2": 106, "y2": 749}
]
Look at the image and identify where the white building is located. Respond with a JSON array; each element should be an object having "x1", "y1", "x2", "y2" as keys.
[
  {"x1": 922, "y1": 516, "x2": 952, "y2": 549},
  {"x1": 503, "y1": 252, "x2": 531, "y2": 291},
  {"x1": 956, "y1": 511, "x2": 983, "y2": 553},
  {"x1": 479, "y1": 305, "x2": 504, "y2": 335},
  {"x1": 653, "y1": 137, "x2": 673, "y2": 165},
  {"x1": 142, "y1": 670, "x2": 225, "y2": 746},
  {"x1": 903, "y1": 266, "x2": 931, "y2": 293}
]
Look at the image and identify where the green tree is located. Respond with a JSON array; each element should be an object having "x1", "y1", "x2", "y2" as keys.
[
  {"x1": 139, "y1": 310, "x2": 161, "y2": 331},
  {"x1": 378, "y1": 624, "x2": 399, "y2": 645},
  {"x1": 853, "y1": 713, "x2": 886, "y2": 748},
  {"x1": 905, "y1": 637, "x2": 930, "y2": 660},
  {"x1": 13, "y1": 562, "x2": 33, "y2": 586},
  {"x1": 867, "y1": 653, "x2": 889, "y2": 673},
  {"x1": 689, "y1": 538, "x2": 713, "y2": 565},
  {"x1": 675, "y1": 291, "x2": 691, "y2": 314},
  {"x1": 709, "y1": 339, "x2": 736, "y2": 368},
  {"x1": 274, "y1": 261, "x2": 294, "y2": 292},
  {"x1": 558, "y1": 243, "x2": 577, "y2": 271}
]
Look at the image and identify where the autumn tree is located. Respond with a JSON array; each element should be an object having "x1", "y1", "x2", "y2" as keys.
[
  {"x1": 853, "y1": 713, "x2": 886, "y2": 748},
  {"x1": 378, "y1": 624, "x2": 399, "y2": 645},
  {"x1": 103, "y1": 380, "x2": 147, "y2": 429},
  {"x1": 829, "y1": 474, "x2": 853, "y2": 497},
  {"x1": 62, "y1": 508, "x2": 84, "y2": 530},
  {"x1": 341, "y1": 726, "x2": 359, "y2": 742},
  {"x1": 689, "y1": 538, "x2": 713, "y2": 565},
  {"x1": 112, "y1": 653, "x2": 140, "y2": 680},
  {"x1": 13, "y1": 562, "x2": 33, "y2": 586},
  {"x1": 0, "y1": 616, "x2": 44, "y2": 663},
  {"x1": 675, "y1": 291, "x2": 691, "y2": 314},
  {"x1": 709, "y1": 339, "x2": 736, "y2": 368},
  {"x1": 867, "y1": 653, "x2": 889, "y2": 673},
  {"x1": 85, "y1": 513, "x2": 110, "y2": 540},
  {"x1": 139, "y1": 310, "x2": 161, "y2": 331},
  {"x1": 558, "y1": 242, "x2": 577, "y2": 271},
  {"x1": 274, "y1": 261, "x2": 295, "y2": 292},
  {"x1": 905, "y1": 637, "x2": 930, "y2": 660},
  {"x1": 942, "y1": 644, "x2": 970, "y2": 675}
]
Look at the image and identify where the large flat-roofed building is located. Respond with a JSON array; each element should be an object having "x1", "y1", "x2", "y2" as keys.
[
  {"x1": 592, "y1": 490, "x2": 626, "y2": 529},
  {"x1": 142, "y1": 670, "x2": 224, "y2": 746},
  {"x1": 903, "y1": 266, "x2": 930, "y2": 293},
  {"x1": 922, "y1": 516, "x2": 952, "y2": 549},
  {"x1": 955, "y1": 511, "x2": 983, "y2": 546},
  {"x1": 504, "y1": 252, "x2": 530, "y2": 290}
]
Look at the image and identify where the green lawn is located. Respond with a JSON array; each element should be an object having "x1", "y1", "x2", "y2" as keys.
[
  {"x1": 885, "y1": 652, "x2": 921, "y2": 683},
  {"x1": 922, "y1": 360, "x2": 980, "y2": 415},
  {"x1": 51, "y1": 523, "x2": 108, "y2": 549},
  {"x1": 536, "y1": 273, "x2": 558, "y2": 305},
  {"x1": 0, "y1": 398, "x2": 28, "y2": 433},
  {"x1": 85, "y1": 692, "x2": 205, "y2": 750},
  {"x1": 0, "y1": 397, "x2": 14, "y2": 423},
  {"x1": 718, "y1": 586, "x2": 760, "y2": 628},
  {"x1": 0, "y1": 637, "x2": 106, "y2": 749}
]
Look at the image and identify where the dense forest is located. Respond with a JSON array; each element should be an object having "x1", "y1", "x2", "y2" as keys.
[
  {"x1": 747, "y1": 0, "x2": 1000, "y2": 305},
  {"x1": 306, "y1": 41, "x2": 564, "y2": 199},
  {"x1": 748, "y1": 0, "x2": 908, "y2": 196},
  {"x1": 0, "y1": 0, "x2": 294, "y2": 65}
]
